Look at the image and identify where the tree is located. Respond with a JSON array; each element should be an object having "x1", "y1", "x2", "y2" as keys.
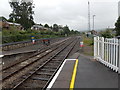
[
  {"x1": 9, "y1": 1, "x2": 35, "y2": 30},
  {"x1": 63, "y1": 25, "x2": 70, "y2": 35},
  {"x1": 53, "y1": 24, "x2": 59, "y2": 32},
  {"x1": 115, "y1": 16, "x2": 120, "y2": 36},
  {"x1": 100, "y1": 29, "x2": 113, "y2": 38},
  {"x1": 44, "y1": 24, "x2": 49, "y2": 28}
]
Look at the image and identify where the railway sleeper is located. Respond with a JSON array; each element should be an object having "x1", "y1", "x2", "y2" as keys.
[
  {"x1": 40, "y1": 69, "x2": 55, "y2": 72},
  {"x1": 49, "y1": 61, "x2": 61, "y2": 63},
  {"x1": 43, "y1": 66, "x2": 57, "y2": 69},
  {"x1": 56, "y1": 55, "x2": 65, "y2": 57},
  {"x1": 53, "y1": 57, "x2": 64, "y2": 59},
  {"x1": 47, "y1": 63, "x2": 60, "y2": 66},
  {"x1": 36, "y1": 72, "x2": 52, "y2": 76},
  {"x1": 52, "y1": 58, "x2": 61, "y2": 61},
  {"x1": 31, "y1": 77, "x2": 49, "y2": 81}
]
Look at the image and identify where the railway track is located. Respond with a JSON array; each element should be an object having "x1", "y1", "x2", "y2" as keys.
[
  {"x1": 2, "y1": 37, "x2": 79, "y2": 89},
  {"x1": 2, "y1": 37, "x2": 70, "y2": 70},
  {"x1": 2, "y1": 38, "x2": 70, "y2": 80},
  {"x1": 2, "y1": 38, "x2": 69, "y2": 81},
  {"x1": 11, "y1": 38, "x2": 78, "y2": 90}
]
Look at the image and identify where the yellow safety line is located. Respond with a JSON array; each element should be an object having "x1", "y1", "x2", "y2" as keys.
[{"x1": 69, "y1": 59, "x2": 78, "y2": 90}]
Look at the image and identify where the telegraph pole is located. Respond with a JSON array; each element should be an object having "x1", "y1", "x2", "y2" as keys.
[
  {"x1": 93, "y1": 15, "x2": 96, "y2": 30},
  {"x1": 88, "y1": 1, "x2": 91, "y2": 31}
]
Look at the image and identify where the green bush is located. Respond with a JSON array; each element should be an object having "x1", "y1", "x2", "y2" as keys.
[
  {"x1": 83, "y1": 37, "x2": 93, "y2": 46},
  {"x1": 2, "y1": 29, "x2": 63, "y2": 43},
  {"x1": 100, "y1": 29, "x2": 114, "y2": 38},
  {"x1": 2, "y1": 27, "x2": 79, "y2": 44}
]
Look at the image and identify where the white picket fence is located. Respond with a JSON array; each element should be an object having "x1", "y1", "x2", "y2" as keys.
[{"x1": 94, "y1": 36, "x2": 120, "y2": 72}]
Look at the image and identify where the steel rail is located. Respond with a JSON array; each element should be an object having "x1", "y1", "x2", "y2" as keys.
[
  {"x1": 43, "y1": 38, "x2": 78, "y2": 89},
  {"x1": 11, "y1": 38, "x2": 77, "y2": 90},
  {"x1": 2, "y1": 38, "x2": 70, "y2": 81},
  {"x1": 2, "y1": 37, "x2": 70, "y2": 71}
]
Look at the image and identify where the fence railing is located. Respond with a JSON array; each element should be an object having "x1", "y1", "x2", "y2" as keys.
[{"x1": 94, "y1": 36, "x2": 120, "y2": 72}]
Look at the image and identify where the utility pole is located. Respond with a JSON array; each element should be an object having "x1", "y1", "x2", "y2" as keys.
[
  {"x1": 93, "y1": 15, "x2": 96, "y2": 30},
  {"x1": 88, "y1": 1, "x2": 91, "y2": 31}
]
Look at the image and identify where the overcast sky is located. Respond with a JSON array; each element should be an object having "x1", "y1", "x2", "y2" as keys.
[{"x1": 0, "y1": 0, "x2": 120, "y2": 31}]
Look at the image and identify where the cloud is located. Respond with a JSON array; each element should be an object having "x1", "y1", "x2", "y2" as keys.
[{"x1": 0, "y1": 0, "x2": 119, "y2": 31}]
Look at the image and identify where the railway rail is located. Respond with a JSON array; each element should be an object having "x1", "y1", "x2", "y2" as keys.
[
  {"x1": 2, "y1": 37, "x2": 70, "y2": 70},
  {"x1": 2, "y1": 37, "x2": 79, "y2": 89},
  {"x1": 2, "y1": 38, "x2": 70, "y2": 83},
  {"x1": 2, "y1": 38, "x2": 68, "y2": 81}
]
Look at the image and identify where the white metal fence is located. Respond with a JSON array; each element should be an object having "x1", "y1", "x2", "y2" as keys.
[{"x1": 94, "y1": 36, "x2": 120, "y2": 72}]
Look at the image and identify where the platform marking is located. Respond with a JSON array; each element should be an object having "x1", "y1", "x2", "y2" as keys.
[
  {"x1": 47, "y1": 59, "x2": 67, "y2": 89},
  {"x1": 47, "y1": 59, "x2": 77, "y2": 89},
  {"x1": 0, "y1": 55, "x2": 4, "y2": 58},
  {"x1": 70, "y1": 59, "x2": 78, "y2": 90}
]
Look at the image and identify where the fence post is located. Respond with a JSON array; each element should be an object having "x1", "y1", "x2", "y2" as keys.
[
  {"x1": 101, "y1": 37, "x2": 104, "y2": 60},
  {"x1": 97, "y1": 37, "x2": 100, "y2": 57},
  {"x1": 94, "y1": 37, "x2": 97, "y2": 59},
  {"x1": 117, "y1": 36, "x2": 120, "y2": 74}
]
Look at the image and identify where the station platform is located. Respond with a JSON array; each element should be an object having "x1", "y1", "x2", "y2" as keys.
[
  {"x1": 47, "y1": 53, "x2": 118, "y2": 89},
  {"x1": 2, "y1": 43, "x2": 43, "y2": 56},
  {"x1": 2, "y1": 38, "x2": 70, "y2": 56}
]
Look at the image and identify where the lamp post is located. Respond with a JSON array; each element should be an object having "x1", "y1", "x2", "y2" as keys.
[{"x1": 93, "y1": 15, "x2": 96, "y2": 30}]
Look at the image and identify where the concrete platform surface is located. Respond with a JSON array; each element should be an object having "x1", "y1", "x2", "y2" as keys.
[
  {"x1": 48, "y1": 52, "x2": 118, "y2": 89},
  {"x1": 52, "y1": 60, "x2": 75, "y2": 88},
  {"x1": 75, "y1": 54, "x2": 118, "y2": 88},
  {"x1": 47, "y1": 59, "x2": 76, "y2": 89}
]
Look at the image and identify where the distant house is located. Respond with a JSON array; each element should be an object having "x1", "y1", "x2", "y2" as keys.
[
  {"x1": 58, "y1": 25, "x2": 64, "y2": 31},
  {"x1": 0, "y1": 19, "x2": 9, "y2": 29},
  {"x1": 87, "y1": 31, "x2": 92, "y2": 35},
  {"x1": 8, "y1": 22, "x2": 23, "y2": 30},
  {"x1": 31, "y1": 24, "x2": 51, "y2": 31},
  {"x1": 0, "y1": 17, "x2": 22, "y2": 30},
  {"x1": 91, "y1": 30, "x2": 98, "y2": 35},
  {"x1": 31, "y1": 25, "x2": 44, "y2": 30},
  {"x1": 7, "y1": 22, "x2": 21, "y2": 26}
]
